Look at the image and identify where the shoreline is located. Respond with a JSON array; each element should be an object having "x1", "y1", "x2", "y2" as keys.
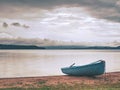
[{"x1": 0, "y1": 72, "x2": 120, "y2": 88}]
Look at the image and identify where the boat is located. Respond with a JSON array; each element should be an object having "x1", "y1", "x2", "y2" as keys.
[{"x1": 61, "y1": 60, "x2": 105, "y2": 76}]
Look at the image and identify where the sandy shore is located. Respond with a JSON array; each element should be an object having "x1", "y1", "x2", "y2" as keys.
[{"x1": 0, "y1": 72, "x2": 120, "y2": 88}]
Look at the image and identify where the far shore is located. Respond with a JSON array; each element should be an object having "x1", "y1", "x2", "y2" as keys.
[{"x1": 0, "y1": 72, "x2": 120, "y2": 89}]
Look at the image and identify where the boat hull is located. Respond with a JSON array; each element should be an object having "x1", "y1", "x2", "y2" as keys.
[{"x1": 61, "y1": 60, "x2": 105, "y2": 76}]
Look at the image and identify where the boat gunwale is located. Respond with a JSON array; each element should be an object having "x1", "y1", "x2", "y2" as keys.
[{"x1": 61, "y1": 60, "x2": 105, "y2": 70}]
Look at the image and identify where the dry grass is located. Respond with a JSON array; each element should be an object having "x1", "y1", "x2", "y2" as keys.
[{"x1": 0, "y1": 72, "x2": 119, "y2": 90}]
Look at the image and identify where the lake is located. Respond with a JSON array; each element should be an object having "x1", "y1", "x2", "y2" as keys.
[{"x1": 0, "y1": 50, "x2": 120, "y2": 78}]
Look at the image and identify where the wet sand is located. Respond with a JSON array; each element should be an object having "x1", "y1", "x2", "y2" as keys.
[{"x1": 0, "y1": 72, "x2": 120, "y2": 88}]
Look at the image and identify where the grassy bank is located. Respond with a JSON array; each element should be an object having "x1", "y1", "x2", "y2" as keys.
[
  {"x1": 0, "y1": 72, "x2": 120, "y2": 90},
  {"x1": 0, "y1": 83, "x2": 120, "y2": 90}
]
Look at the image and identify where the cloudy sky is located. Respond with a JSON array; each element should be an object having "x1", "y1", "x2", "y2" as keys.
[{"x1": 0, "y1": 0, "x2": 120, "y2": 46}]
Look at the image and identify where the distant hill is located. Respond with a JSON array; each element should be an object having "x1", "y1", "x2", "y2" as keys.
[
  {"x1": 44, "y1": 45, "x2": 120, "y2": 49},
  {"x1": 0, "y1": 44, "x2": 120, "y2": 49},
  {"x1": 0, "y1": 44, "x2": 45, "y2": 49}
]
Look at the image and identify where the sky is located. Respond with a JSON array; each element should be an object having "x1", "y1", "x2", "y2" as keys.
[{"x1": 0, "y1": 0, "x2": 120, "y2": 46}]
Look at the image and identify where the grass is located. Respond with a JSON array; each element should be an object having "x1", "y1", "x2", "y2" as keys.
[
  {"x1": 0, "y1": 83, "x2": 120, "y2": 90},
  {"x1": 37, "y1": 80, "x2": 47, "y2": 85}
]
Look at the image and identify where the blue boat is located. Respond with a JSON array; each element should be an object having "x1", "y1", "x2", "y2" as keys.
[{"x1": 61, "y1": 60, "x2": 105, "y2": 76}]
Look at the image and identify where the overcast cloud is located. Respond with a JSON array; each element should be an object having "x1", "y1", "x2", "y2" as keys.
[
  {"x1": 0, "y1": 0, "x2": 120, "y2": 22},
  {"x1": 0, "y1": 0, "x2": 120, "y2": 46}
]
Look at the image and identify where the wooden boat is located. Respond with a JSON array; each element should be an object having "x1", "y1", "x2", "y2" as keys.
[{"x1": 61, "y1": 60, "x2": 105, "y2": 76}]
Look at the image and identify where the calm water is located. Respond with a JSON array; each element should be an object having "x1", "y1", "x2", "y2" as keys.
[{"x1": 0, "y1": 50, "x2": 120, "y2": 78}]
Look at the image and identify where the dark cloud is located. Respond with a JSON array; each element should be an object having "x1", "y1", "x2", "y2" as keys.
[
  {"x1": 1, "y1": 22, "x2": 30, "y2": 29},
  {"x1": 3, "y1": 22, "x2": 8, "y2": 28},
  {"x1": 0, "y1": 0, "x2": 120, "y2": 22},
  {"x1": 11, "y1": 22, "x2": 30, "y2": 28},
  {"x1": 11, "y1": 22, "x2": 21, "y2": 27}
]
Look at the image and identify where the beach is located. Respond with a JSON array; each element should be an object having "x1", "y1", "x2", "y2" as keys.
[{"x1": 0, "y1": 72, "x2": 120, "y2": 89}]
